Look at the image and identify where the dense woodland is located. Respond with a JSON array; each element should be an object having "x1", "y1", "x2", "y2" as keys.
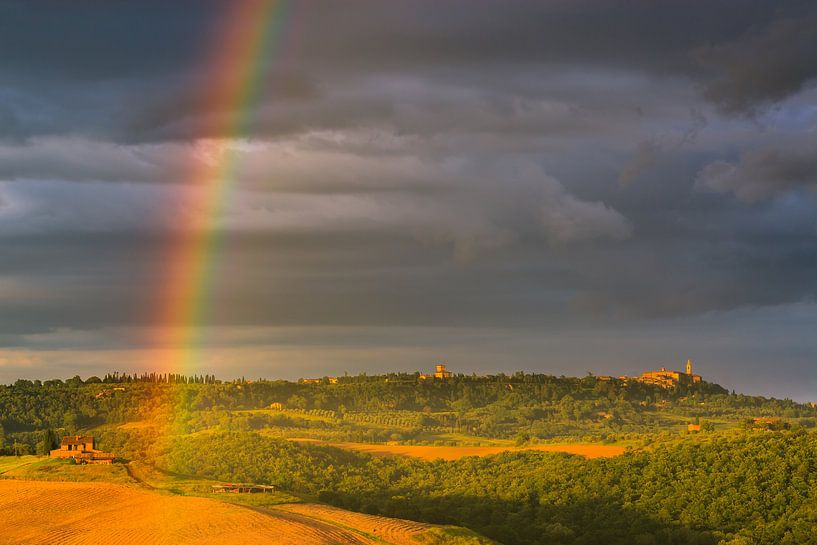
[{"x1": 2, "y1": 373, "x2": 817, "y2": 544}]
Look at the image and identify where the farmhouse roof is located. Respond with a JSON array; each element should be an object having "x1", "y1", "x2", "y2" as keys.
[{"x1": 61, "y1": 435, "x2": 94, "y2": 446}]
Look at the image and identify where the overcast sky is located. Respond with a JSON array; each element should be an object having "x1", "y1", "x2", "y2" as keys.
[{"x1": 1, "y1": 1, "x2": 816, "y2": 400}]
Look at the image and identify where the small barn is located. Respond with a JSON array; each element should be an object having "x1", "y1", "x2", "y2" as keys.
[{"x1": 210, "y1": 484, "x2": 276, "y2": 494}]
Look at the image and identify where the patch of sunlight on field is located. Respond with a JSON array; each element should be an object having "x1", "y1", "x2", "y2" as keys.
[
  {"x1": 276, "y1": 503, "x2": 497, "y2": 545},
  {"x1": 118, "y1": 420, "x2": 159, "y2": 430},
  {"x1": 239, "y1": 408, "x2": 339, "y2": 423},
  {"x1": 2, "y1": 457, "x2": 133, "y2": 484},
  {"x1": 292, "y1": 440, "x2": 625, "y2": 460},
  {"x1": 0, "y1": 480, "x2": 494, "y2": 545},
  {"x1": 0, "y1": 480, "x2": 369, "y2": 545},
  {"x1": 126, "y1": 461, "x2": 302, "y2": 507},
  {"x1": 414, "y1": 527, "x2": 501, "y2": 545}
]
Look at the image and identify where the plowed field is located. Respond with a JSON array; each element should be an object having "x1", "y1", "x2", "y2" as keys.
[
  {"x1": 0, "y1": 480, "x2": 444, "y2": 545},
  {"x1": 317, "y1": 442, "x2": 625, "y2": 461},
  {"x1": 276, "y1": 503, "x2": 431, "y2": 545}
]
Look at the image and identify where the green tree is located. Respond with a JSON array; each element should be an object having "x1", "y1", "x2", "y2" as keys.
[
  {"x1": 36, "y1": 428, "x2": 58, "y2": 455},
  {"x1": 63, "y1": 411, "x2": 78, "y2": 432},
  {"x1": 514, "y1": 432, "x2": 530, "y2": 446},
  {"x1": 12, "y1": 441, "x2": 30, "y2": 457},
  {"x1": 286, "y1": 395, "x2": 307, "y2": 410}
]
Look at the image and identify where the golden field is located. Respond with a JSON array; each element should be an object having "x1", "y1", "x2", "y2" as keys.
[
  {"x1": 297, "y1": 440, "x2": 625, "y2": 461},
  {"x1": 0, "y1": 477, "x2": 494, "y2": 545}
]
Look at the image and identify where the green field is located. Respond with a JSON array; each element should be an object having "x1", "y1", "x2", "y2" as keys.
[{"x1": 0, "y1": 455, "x2": 39, "y2": 475}]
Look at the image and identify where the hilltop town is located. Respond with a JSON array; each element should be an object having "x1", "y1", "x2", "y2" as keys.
[
  {"x1": 597, "y1": 359, "x2": 703, "y2": 389},
  {"x1": 299, "y1": 359, "x2": 705, "y2": 390}
]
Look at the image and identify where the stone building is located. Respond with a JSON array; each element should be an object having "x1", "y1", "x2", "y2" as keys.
[
  {"x1": 638, "y1": 359, "x2": 702, "y2": 388},
  {"x1": 50, "y1": 435, "x2": 114, "y2": 464},
  {"x1": 419, "y1": 363, "x2": 453, "y2": 380}
]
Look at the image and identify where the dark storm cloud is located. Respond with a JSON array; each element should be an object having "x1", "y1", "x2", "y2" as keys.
[
  {"x1": 0, "y1": 229, "x2": 580, "y2": 337},
  {"x1": 1, "y1": 1, "x2": 817, "y2": 396},
  {"x1": 1, "y1": 0, "x2": 816, "y2": 144},
  {"x1": 567, "y1": 230, "x2": 817, "y2": 319},
  {"x1": 0, "y1": 1, "x2": 213, "y2": 80},
  {"x1": 697, "y1": 8, "x2": 817, "y2": 114}
]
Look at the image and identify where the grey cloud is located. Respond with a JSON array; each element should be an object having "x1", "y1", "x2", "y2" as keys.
[
  {"x1": 566, "y1": 229, "x2": 817, "y2": 319},
  {"x1": 540, "y1": 190, "x2": 632, "y2": 245},
  {"x1": 1, "y1": 0, "x2": 817, "y2": 398},
  {"x1": 617, "y1": 141, "x2": 662, "y2": 186},
  {"x1": 1, "y1": 202, "x2": 811, "y2": 335},
  {"x1": 300, "y1": 1, "x2": 816, "y2": 115},
  {"x1": 0, "y1": 1, "x2": 213, "y2": 81},
  {"x1": 0, "y1": 0, "x2": 814, "y2": 145},
  {"x1": 405, "y1": 167, "x2": 632, "y2": 262},
  {"x1": 696, "y1": 143, "x2": 817, "y2": 202},
  {"x1": 0, "y1": 174, "x2": 814, "y2": 343},
  {"x1": 0, "y1": 104, "x2": 25, "y2": 144},
  {"x1": 617, "y1": 109, "x2": 708, "y2": 186},
  {"x1": 0, "y1": 146, "x2": 632, "y2": 256},
  {"x1": 0, "y1": 139, "x2": 187, "y2": 184},
  {"x1": 679, "y1": 109, "x2": 709, "y2": 146},
  {"x1": 698, "y1": 8, "x2": 817, "y2": 114},
  {"x1": 120, "y1": 71, "x2": 320, "y2": 143}
]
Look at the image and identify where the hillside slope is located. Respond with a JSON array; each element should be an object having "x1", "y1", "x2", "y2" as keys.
[{"x1": 0, "y1": 480, "x2": 494, "y2": 545}]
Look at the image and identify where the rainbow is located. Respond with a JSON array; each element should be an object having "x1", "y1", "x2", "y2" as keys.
[{"x1": 150, "y1": 0, "x2": 290, "y2": 377}]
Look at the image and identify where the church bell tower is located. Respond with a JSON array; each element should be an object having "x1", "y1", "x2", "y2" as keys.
[{"x1": 686, "y1": 358, "x2": 692, "y2": 376}]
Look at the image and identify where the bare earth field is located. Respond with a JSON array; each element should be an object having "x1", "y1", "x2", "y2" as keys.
[
  {"x1": 276, "y1": 503, "x2": 433, "y2": 545},
  {"x1": 0, "y1": 479, "x2": 471, "y2": 545},
  {"x1": 299, "y1": 441, "x2": 625, "y2": 461}
]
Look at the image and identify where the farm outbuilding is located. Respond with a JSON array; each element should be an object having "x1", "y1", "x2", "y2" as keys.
[
  {"x1": 210, "y1": 484, "x2": 276, "y2": 494},
  {"x1": 50, "y1": 435, "x2": 114, "y2": 464}
]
